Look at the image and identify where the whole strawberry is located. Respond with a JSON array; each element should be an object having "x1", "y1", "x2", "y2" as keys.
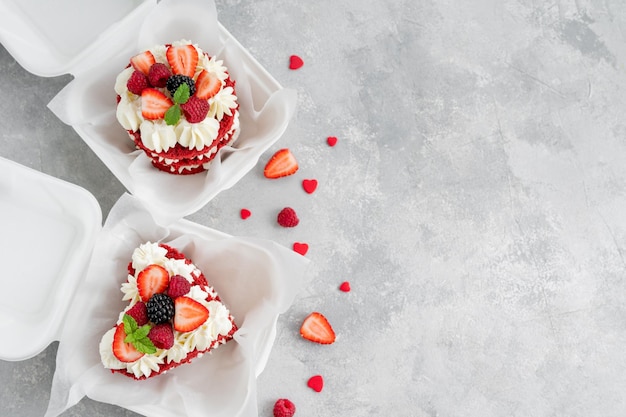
[
  {"x1": 277, "y1": 207, "x2": 299, "y2": 227},
  {"x1": 273, "y1": 398, "x2": 296, "y2": 417}
]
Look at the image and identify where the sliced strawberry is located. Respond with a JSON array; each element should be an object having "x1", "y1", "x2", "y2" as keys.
[
  {"x1": 141, "y1": 89, "x2": 173, "y2": 120},
  {"x1": 112, "y1": 323, "x2": 145, "y2": 363},
  {"x1": 264, "y1": 148, "x2": 299, "y2": 179},
  {"x1": 173, "y1": 296, "x2": 209, "y2": 332},
  {"x1": 130, "y1": 51, "x2": 156, "y2": 75},
  {"x1": 137, "y1": 264, "x2": 169, "y2": 302},
  {"x1": 195, "y1": 70, "x2": 221, "y2": 99},
  {"x1": 166, "y1": 44, "x2": 198, "y2": 77},
  {"x1": 300, "y1": 312, "x2": 336, "y2": 344}
]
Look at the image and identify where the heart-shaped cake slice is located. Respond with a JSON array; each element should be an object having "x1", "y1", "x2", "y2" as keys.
[{"x1": 99, "y1": 242, "x2": 237, "y2": 379}]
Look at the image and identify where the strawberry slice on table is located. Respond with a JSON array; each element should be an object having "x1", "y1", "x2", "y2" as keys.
[
  {"x1": 130, "y1": 51, "x2": 156, "y2": 75},
  {"x1": 137, "y1": 264, "x2": 170, "y2": 302},
  {"x1": 264, "y1": 148, "x2": 299, "y2": 178},
  {"x1": 174, "y1": 296, "x2": 210, "y2": 332},
  {"x1": 300, "y1": 312, "x2": 336, "y2": 344},
  {"x1": 112, "y1": 324, "x2": 145, "y2": 363},
  {"x1": 141, "y1": 89, "x2": 174, "y2": 120},
  {"x1": 166, "y1": 44, "x2": 198, "y2": 77},
  {"x1": 195, "y1": 70, "x2": 221, "y2": 99}
]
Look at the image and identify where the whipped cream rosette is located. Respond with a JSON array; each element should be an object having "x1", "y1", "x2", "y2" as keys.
[
  {"x1": 99, "y1": 241, "x2": 237, "y2": 379},
  {"x1": 115, "y1": 40, "x2": 240, "y2": 175}
]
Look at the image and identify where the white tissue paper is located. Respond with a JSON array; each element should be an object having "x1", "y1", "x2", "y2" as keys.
[
  {"x1": 44, "y1": 193, "x2": 310, "y2": 417},
  {"x1": 47, "y1": 0, "x2": 297, "y2": 224}
]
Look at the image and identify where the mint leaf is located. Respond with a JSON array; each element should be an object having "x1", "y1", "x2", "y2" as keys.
[
  {"x1": 123, "y1": 314, "x2": 138, "y2": 336},
  {"x1": 165, "y1": 104, "x2": 181, "y2": 125},
  {"x1": 135, "y1": 324, "x2": 151, "y2": 340},
  {"x1": 173, "y1": 83, "x2": 190, "y2": 104},
  {"x1": 134, "y1": 337, "x2": 157, "y2": 354}
]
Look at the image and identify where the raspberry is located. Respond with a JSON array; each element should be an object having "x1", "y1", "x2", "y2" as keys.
[
  {"x1": 167, "y1": 275, "x2": 191, "y2": 298},
  {"x1": 127, "y1": 70, "x2": 150, "y2": 95},
  {"x1": 147, "y1": 323, "x2": 174, "y2": 349},
  {"x1": 277, "y1": 207, "x2": 299, "y2": 227},
  {"x1": 273, "y1": 399, "x2": 296, "y2": 417},
  {"x1": 146, "y1": 293, "x2": 175, "y2": 324},
  {"x1": 166, "y1": 74, "x2": 196, "y2": 97},
  {"x1": 125, "y1": 302, "x2": 148, "y2": 326},
  {"x1": 148, "y1": 63, "x2": 171, "y2": 88},
  {"x1": 181, "y1": 96, "x2": 209, "y2": 123}
]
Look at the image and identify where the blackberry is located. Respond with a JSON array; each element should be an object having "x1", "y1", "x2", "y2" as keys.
[
  {"x1": 146, "y1": 293, "x2": 175, "y2": 324},
  {"x1": 166, "y1": 74, "x2": 196, "y2": 97}
]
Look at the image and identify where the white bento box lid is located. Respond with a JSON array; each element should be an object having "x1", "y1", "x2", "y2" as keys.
[{"x1": 0, "y1": 157, "x2": 102, "y2": 361}]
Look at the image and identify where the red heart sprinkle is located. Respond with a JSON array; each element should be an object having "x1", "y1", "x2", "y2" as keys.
[
  {"x1": 302, "y1": 179, "x2": 318, "y2": 194},
  {"x1": 339, "y1": 281, "x2": 351, "y2": 292},
  {"x1": 240, "y1": 208, "x2": 251, "y2": 220},
  {"x1": 293, "y1": 242, "x2": 309, "y2": 256},
  {"x1": 307, "y1": 375, "x2": 324, "y2": 392},
  {"x1": 327, "y1": 136, "x2": 338, "y2": 147},
  {"x1": 289, "y1": 55, "x2": 304, "y2": 70}
]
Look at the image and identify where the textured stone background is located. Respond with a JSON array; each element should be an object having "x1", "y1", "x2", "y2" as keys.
[{"x1": 2, "y1": 0, "x2": 626, "y2": 416}]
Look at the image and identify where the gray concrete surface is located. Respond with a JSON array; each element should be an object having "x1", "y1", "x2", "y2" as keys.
[{"x1": 3, "y1": 0, "x2": 626, "y2": 415}]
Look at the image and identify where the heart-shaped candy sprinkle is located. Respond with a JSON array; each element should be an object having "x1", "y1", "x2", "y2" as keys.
[
  {"x1": 240, "y1": 208, "x2": 251, "y2": 220},
  {"x1": 289, "y1": 55, "x2": 304, "y2": 70},
  {"x1": 307, "y1": 375, "x2": 324, "y2": 392},
  {"x1": 339, "y1": 281, "x2": 351, "y2": 292},
  {"x1": 327, "y1": 136, "x2": 338, "y2": 147},
  {"x1": 293, "y1": 242, "x2": 309, "y2": 256},
  {"x1": 302, "y1": 179, "x2": 318, "y2": 194}
]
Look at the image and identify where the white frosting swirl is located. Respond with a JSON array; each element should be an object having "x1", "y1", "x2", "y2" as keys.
[
  {"x1": 140, "y1": 120, "x2": 178, "y2": 152},
  {"x1": 175, "y1": 117, "x2": 220, "y2": 150},
  {"x1": 127, "y1": 350, "x2": 166, "y2": 379},
  {"x1": 131, "y1": 242, "x2": 168, "y2": 272},
  {"x1": 121, "y1": 274, "x2": 140, "y2": 303},
  {"x1": 208, "y1": 86, "x2": 237, "y2": 121}
]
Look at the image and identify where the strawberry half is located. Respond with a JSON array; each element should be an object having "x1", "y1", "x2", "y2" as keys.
[
  {"x1": 195, "y1": 70, "x2": 221, "y2": 99},
  {"x1": 141, "y1": 89, "x2": 173, "y2": 120},
  {"x1": 166, "y1": 44, "x2": 198, "y2": 78},
  {"x1": 174, "y1": 296, "x2": 209, "y2": 332},
  {"x1": 112, "y1": 323, "x2": 145, "y2": 363},
  {"x1": 137, "y1": 264, "x2": 170, "y2": 302},
  {"x1": 130, "y1": 51, "x2": 156, "y2": 75},
  {"x1": 264, "y1": 148, "x2": 299, "y2": 178},
  {"x1": 300, "y1": 312, "x2": 336, "y2": 344}
]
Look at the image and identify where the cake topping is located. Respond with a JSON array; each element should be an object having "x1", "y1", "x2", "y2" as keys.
[
  {"x1": 112, "y1": 322, "x2": 147, "y2": 363},
  {"x1": 264, "y1": 148, "x2": 299, "y2": 178},
  {"x1": 181, "y1": 95, "x2": 210, "y2": 123},
  {"x1": 141, "y1": 89, "x2": 174, "y2": 120},
  {"x1": 339, "y1": 281, "x2": 351, "y2": 292},
  {"x1": 147, "y1": 323, "x2": 175, "y2": 349},
  {"x1": 240, "y1": 208, "x2": 252, "y2": 220},
  {"x1": 166, "y1": 44, "x2": 199, "y2": 77},
  {"x1": 127, "y1": 70, "x2": 150, "y2": 95},
  {"x1": 166, "y1": 74, "x2": 197, "y2": 97},
  {"x1": 300, "y1": 312, "x2": 336, "y2": 344},
  {"x1": 130, "y1": 51, "x2": 156, "y2": 75},
  {"x1": 167, "y1": 275, "x2": 191, "y2": 298},
  {"x1": 137, "y1": 264, "x2": 170, "y2": 302},
  {"x1": 125, "y1": 301, "x2": 149, "y2": 326},
  {"x1": 195, "y1": 69, "x2": 221, "y2": 100},
  {"x1": 173, "y1": 296, "x2": 210, "y2": 332},
  {"x1": 327, "y1": 136, "x2": 338, "y2": 147},
  {"x1": 148, "y1": 63, "x2": 172, "y2": 88},
  {"x1": 146, "y1": 293, "x2": 175, "y2": 324}
]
